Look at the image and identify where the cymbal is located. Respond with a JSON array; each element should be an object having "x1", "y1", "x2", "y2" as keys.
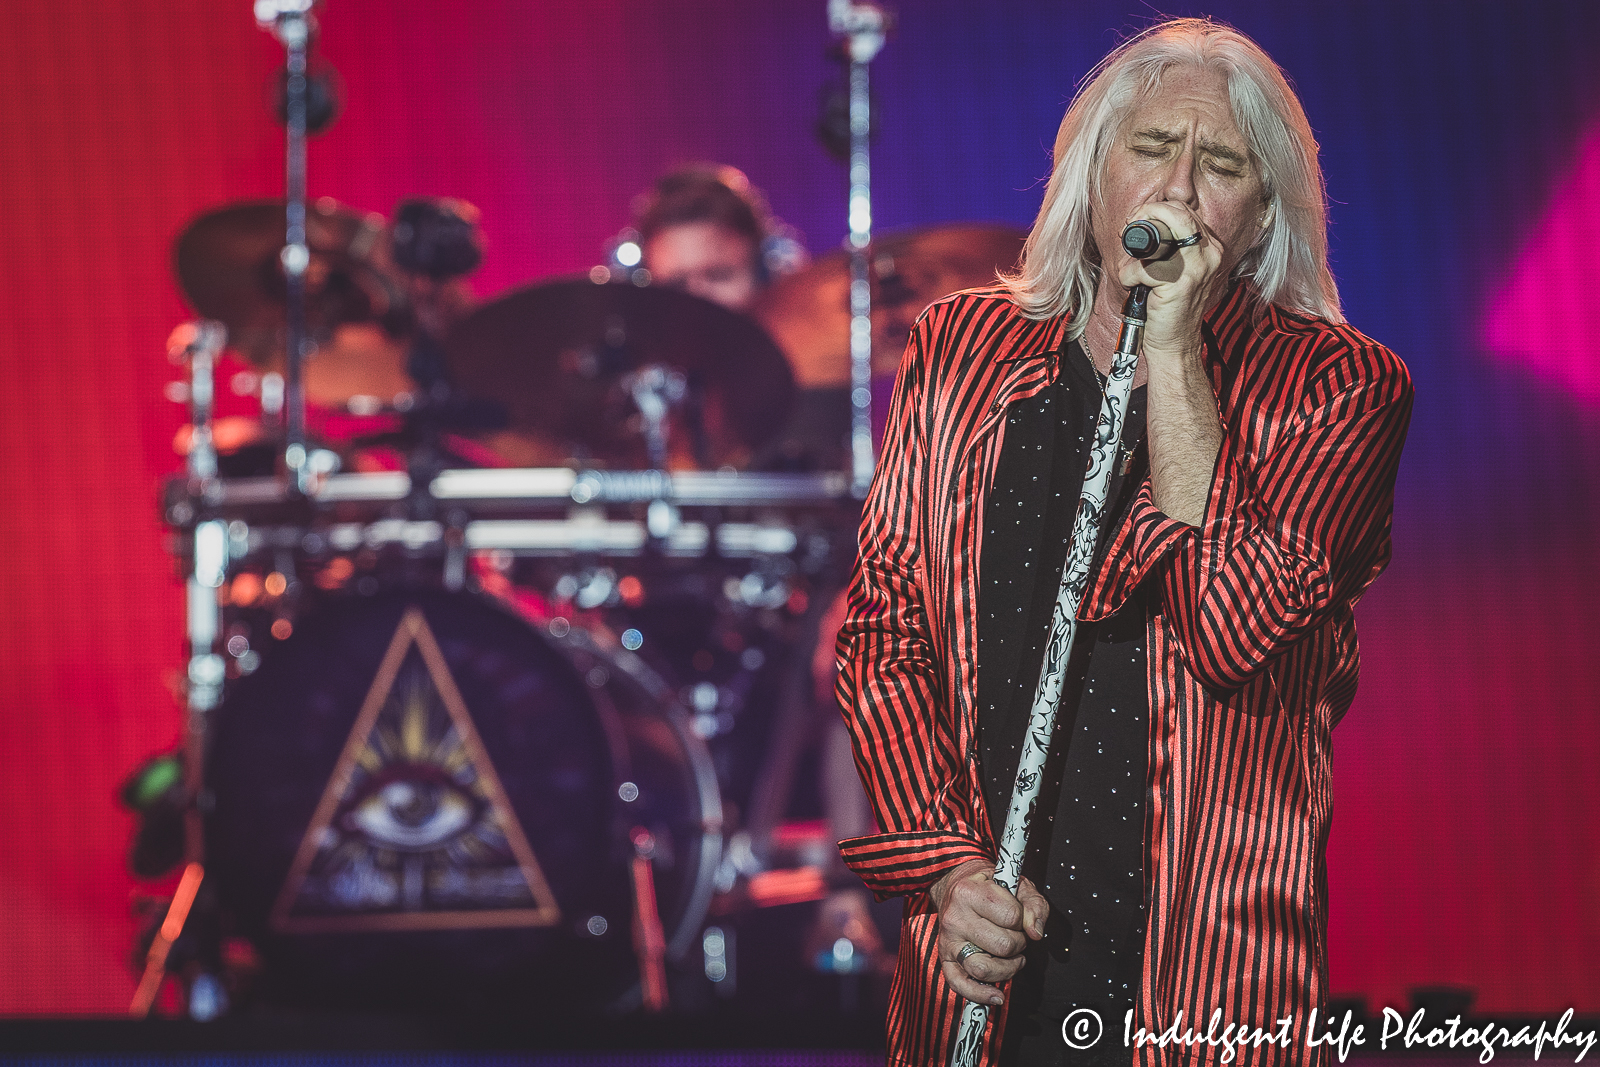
[
  {"x1": 753, "y1": 223, "x2": 1026, "y2": 388},
  {"x1": 445, "y1": 279, "x2": 795, "y2": 470},
  {"x1": 173, "y1": 198, "x2": 399, "y2": 368}
]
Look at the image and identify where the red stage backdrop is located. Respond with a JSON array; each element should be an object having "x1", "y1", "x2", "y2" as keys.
[{"x1": 1, "y1": 0, "x2": 1596, "y2": 1017}]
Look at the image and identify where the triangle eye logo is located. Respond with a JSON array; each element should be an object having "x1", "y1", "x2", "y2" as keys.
[{"x1": 270, "y1": 607, "x2": 562, "y2": 933}]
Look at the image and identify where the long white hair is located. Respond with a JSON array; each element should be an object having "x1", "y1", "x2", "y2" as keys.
[{"x1": 1002, "y1": 18, "x2": 1342, "y2": 332}]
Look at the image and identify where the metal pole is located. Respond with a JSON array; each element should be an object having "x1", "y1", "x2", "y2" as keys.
[
  {"x1": 257, "y1": 0, "x2": 317, "y2": 496},
  {"x1": 829, "y1": 1, "x2": 889, "y2": 498},
  {"x1": 171, "y1": 321, "x2": 228, "y2": 864}
]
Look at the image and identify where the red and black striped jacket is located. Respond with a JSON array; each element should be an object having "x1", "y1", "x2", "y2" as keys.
[{"x1": 834, "y1": 282, "x2": 1412, "y2": 1066}]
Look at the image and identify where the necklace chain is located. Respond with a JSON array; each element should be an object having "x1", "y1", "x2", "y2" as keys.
[{"x1": 1078, "y1": 338, "x2": 1110, "y2": 400}]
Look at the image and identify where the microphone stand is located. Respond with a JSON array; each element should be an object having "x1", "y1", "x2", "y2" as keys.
[
  {"x1": 827, "y1": 0, "x2": 892, "y2": 498},
  {"x1": 948, "y1": 284, "x2": 1149, "y2": 1067},
  {"x1": 256, "y1": 0, "x2": 317, "y2": 497}
]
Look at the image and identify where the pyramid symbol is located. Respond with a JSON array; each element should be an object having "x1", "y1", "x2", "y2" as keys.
[{"x1": 270, "y1": 607, "x2": 562, "y2": 933}]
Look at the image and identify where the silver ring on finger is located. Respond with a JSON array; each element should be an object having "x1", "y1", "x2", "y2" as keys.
[
  {"x1": 956, "y1": 941, "x2": 985, "y2": 965},
  {"x1": 1173, "y1": 231, "x2": 1203, "y2": 248}
]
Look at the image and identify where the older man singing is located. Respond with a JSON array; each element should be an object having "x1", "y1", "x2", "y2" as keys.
[{"x1": 833, "y1": 18, "x2": 1412, "y2": 1067}]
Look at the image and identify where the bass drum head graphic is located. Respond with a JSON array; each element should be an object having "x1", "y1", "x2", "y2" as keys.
[{"x1": 206, "y1": 587, "x2": 721, "y2": 1012}]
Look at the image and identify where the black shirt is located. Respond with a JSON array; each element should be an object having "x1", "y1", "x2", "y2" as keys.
[{"x1": 976, "y1": 341, "x2": 1150, "y2": 1066}]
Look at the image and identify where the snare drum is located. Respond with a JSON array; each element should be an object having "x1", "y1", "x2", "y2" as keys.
[{"x1": 205, "y1": 587, "x2": 721, "y2": 1012}]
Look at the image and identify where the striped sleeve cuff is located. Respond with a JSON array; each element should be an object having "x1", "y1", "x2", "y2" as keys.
[
  {"x1": 1082, "y1": 480, "x2": 1196, "y2": 620},
  {"x1": 837, "y1": 830, "x2": 993, "y2": 899},
  {"x1": 1125, "y1": 480, "x2": 1196, "y2": 571}
]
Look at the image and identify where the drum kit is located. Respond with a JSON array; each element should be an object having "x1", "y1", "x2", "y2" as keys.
[{"x1": 131, "y1": 0, "x2": 1023, "y2": 1024}]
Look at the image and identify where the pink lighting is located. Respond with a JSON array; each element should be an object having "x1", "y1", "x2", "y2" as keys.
[{"x1": 1485, "y1": 122, "x2": 1600, "y2": 400}]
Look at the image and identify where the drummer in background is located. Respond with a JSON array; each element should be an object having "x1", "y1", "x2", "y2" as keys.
[
  {"x1": 609, "y1": 163, "x2": 805, "y2": 315},
  {"x1": 609, "y1": 166, "x2": 851, "y2": 471},
  {"x1": 608, "y1": 163, "x2": 892, "y2": 967}
]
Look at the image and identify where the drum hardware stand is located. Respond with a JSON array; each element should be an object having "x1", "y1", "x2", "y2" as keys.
[
  {"x1": 442, "y1": 509, "x2": 470, "y2": 591},
  {"x1": 629, "y1": 827, "x2": 669, "y2": 1012},
  {"x1": 171, "y1": 321, "x2": 229, "y2": 858},
  {"x1": 129, "y1": 862, "x2": 207, "y2": 1017},
  {"x1": 624, "y1": 364, "x2": 687, "y2": 545},
  {"x1": 133, "y1": 321, "x2": 230, "y2": 1019},
  {"x1": 257, "y1": 0, "x2": 319, "y2": 498},
  {"x1": 625, "y1": 364, "x2": 687, "y2": 473},
  {"x1": 391, "y1": 335, "x2": 503, "y2": 563},
  {"x1": 827, "y1": 0, "x2": 893, "y2": 498}
]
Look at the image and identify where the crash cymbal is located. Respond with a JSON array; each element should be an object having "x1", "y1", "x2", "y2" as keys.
[
  {"x1": 445, "y1": 278, "x2": 795, "y2": 470},
  {"x1": 753, "y1": 223, "x2": 1026, "y2": 388},
  {"x1": 173, "y1": 198, "x2": 399, "y2": 368}
]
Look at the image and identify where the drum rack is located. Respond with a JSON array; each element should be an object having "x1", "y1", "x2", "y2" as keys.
[
  {"x1": 168, "y1": 469, "x2": 852, "y2": 558},
  {"x1": 157, "y1": 320, "x2": 861, "y2": 1017}
]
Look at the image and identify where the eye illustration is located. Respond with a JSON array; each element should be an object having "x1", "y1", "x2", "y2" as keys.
[
  {"x1": 342, "y1": 765, "x2": 481, "y2": 852},
  {"x1": 272, "y1": 624, "x2": 568, "y2": 929}
]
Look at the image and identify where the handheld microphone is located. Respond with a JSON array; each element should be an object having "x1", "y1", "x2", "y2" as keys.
[{"x1": 1121, "y1": 218, "x2": 1199, "y2": 262}]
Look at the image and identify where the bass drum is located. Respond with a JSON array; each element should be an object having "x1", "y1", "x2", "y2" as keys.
[{"x1": 206, "y1": 587, "x2": 721, "y2": 1013}]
